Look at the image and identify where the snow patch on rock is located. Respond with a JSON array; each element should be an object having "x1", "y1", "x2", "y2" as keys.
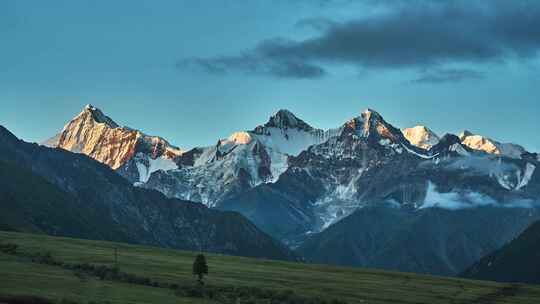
[
  {"x1": 401, "y1": 143, "x2": 436, "y2": 159},
  {"x1": 516, "y1": 163, "x2": 536, "y2": 190},
  {"x1": 449, "y1": 143, "x2": 470, "y2": 156},
  {"x1": 135, "y1": 154, "x2": 179, "y2": 183}
]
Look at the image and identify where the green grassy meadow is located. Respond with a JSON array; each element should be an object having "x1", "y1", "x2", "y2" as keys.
[{"x1": 1, "y1": 231, "x2": 539, "y2": 304}]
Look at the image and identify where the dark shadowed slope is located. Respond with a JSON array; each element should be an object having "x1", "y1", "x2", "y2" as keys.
[
  {"x1": 297, "y1": 205, "x2": 540, "y2": 276},
  {"x1": 0, "y1": 159, "x2": 129, "y2": 240},
  {"x1": 0, "y1": 125, "x2": 294, "y2": 260},
  {"x1": 462, "y1": 220, "x2": 540, "y2": 283}
]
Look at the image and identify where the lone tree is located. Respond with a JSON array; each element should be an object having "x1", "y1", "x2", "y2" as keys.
[{"x1": 192, "y1": 254, "x2": 208, "y2": 284}]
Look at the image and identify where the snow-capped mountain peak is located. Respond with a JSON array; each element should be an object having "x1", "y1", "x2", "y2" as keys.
[
  {"x1": 310, "y1": 108, "x2": 433, "y2": 162},
  {"x1": 402, "y1": 126, "x2": 440, "y2": 149},
  {"x1": 249, "y1": 110, "x2": 332, "y2": 156},
  {"x1": 342, "y1": 109, "x2": 377, "y2": 136},
  {"x1": 363, "y1": 108, "x2": 381, "y2": 118},
  {"x1": 141, "y1": 110, "x2": 338, "y2": 206},
  {"x1": 363, "y1": 108, "x2": 392, "y2": 137},
  {"x1": 459, "y1": 130, "x2": 526, "y2": 159},
  {"x1": 78, "y1": 104, "x2": 120, "y2": 128},
  {"x1": 363, "y1": 109, "x2": 401, "y2": 140},
  {"x1": 255, "y1": 109, "x2": 314, "y2": 133},
  {"x1": 342, "y1": 109, "x2": 410, "y2": 146},
  {"x1": 227, "y1": 131, "x2": 254, "y2": 145},
  {"x1": 44, "y1": 105, "x2": 183, "y2": 183}
]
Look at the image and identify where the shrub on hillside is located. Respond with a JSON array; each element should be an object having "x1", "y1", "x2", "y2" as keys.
[
  {"x1": 172, "y1": 283, "x2": 347, "y2": 304},
  {"x1": 30, "y1": 252, "x2": 62, "y2": 266},
  {"x1": 0, "y1": 242, "x2": 18, "y2": 254},
  {"x1": 0, "y1": 295, "x2": 53, "y2": 304}
]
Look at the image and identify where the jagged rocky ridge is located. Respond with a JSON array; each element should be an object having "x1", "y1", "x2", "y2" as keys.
[
  {"x1": 47, "y1": 107, "x2": 338, "y2": 207},
  {"x1": 47, "y1": 106, "x2": 537, "y2": 211},
  {"x1": 2, "y1": 126, "x2": 294, "y2": 260},
  {"x1": 46, "y1": 106, "x2": 539, "y2": 234},
  {"x1": 214, "y1": 110, "x2": 539, "y2": 275},
  {"x1": 218, "y1": 110, "x2": 539, "y2": 243},
  {"x1": 45, "y1": 104, "x2": 183, "y2": 183},
  {"x1": 143, "y1": 110, "x2": 341, "y2": 206}
]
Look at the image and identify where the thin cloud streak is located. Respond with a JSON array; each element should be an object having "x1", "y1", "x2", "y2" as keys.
[{"x1": 412, "y1": 69, "x2": 484, "y2": 84}]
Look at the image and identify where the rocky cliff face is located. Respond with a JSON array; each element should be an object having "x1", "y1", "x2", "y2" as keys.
[{"x1": 44, "y1": 105, "x2": 183, "y2": 183}]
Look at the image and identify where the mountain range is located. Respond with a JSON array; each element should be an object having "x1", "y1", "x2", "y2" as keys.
[{"x1": 8, "y1": 104, "x2": 540, "y2": 276}]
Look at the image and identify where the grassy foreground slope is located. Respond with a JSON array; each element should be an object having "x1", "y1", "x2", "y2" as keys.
[
  {"x1": 1, "y1": 231, "x2": 540, "y2": 304},
  {"x1": 0, "y1": 253, "x2": 204, "y2": 304}
]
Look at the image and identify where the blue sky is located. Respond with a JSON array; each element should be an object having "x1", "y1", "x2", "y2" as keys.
[{"x1": 1, "y1": 0, "x2": 539, "y2": 151}]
